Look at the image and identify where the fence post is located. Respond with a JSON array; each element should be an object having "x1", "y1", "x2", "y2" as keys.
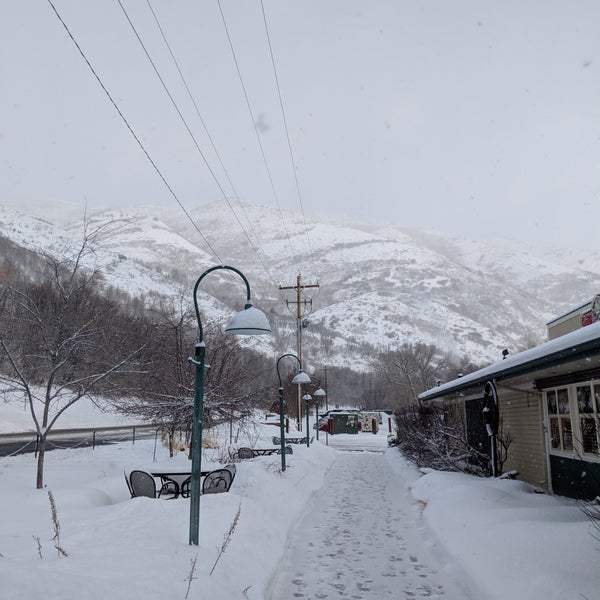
[
  {"x1": 92, "y1": 431, "x2": 96, "y2": 450},
  {"x1": 133, "y1": 427, "x2": 136, "y2": 445}
]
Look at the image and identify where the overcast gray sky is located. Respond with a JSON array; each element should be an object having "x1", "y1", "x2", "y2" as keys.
[{"x1": 1, "y1": 1, "x2": 599, "y2": 250}]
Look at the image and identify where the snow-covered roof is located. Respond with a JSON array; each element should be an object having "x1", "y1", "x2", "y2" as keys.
[{"x1": 420, "y1": 320, "x2": 600, "y2": 401}]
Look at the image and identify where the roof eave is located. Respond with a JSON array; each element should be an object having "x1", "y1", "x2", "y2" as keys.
[{"x1": 419, "y1": 335, "x2": 600, "y2": 402}]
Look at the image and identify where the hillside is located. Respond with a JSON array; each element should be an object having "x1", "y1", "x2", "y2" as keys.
[{"x1": 1, "y1": 202, "x2": 600, "y2": 371}]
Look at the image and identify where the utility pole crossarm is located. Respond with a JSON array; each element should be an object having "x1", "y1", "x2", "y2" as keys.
[{"x1": 278, "y1": 274, "x2": 320, "y2": 337}]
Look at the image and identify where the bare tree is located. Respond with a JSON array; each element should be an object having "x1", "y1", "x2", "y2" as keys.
[
  {"x1": 110, "y1": 293, "x2": 198, "y2": 453},
  {"x1": 114, "y1": 306, "x2": 274, "y2": 454},
  {"x1": 580, "y1": 502, "x2": 600, "y2": 545},
  {"x1": 0, "y1": 232, "x2": 149, "y2": 488},
  {"x1": 496, "y1": 417, "x2": 513, "y2": 475},
  {"x1": 394, "y1": 402, "x2": 489, "y2": 475},
  {"x1": 203, "y1": 331, "x2": 272, "y2": 427},
  {"x1": 370, "y1": 343, "x2": 449, "y2": 408}
]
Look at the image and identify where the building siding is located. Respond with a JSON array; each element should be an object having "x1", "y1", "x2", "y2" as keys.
[
  {"x1": 438, "y1": 389, "x2": 548, "y2": 490},
  {"x1": 498, "y1": 388, "x2": 548, "y2": 489}
]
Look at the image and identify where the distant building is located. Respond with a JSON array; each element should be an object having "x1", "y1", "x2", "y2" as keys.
[{"x1": 546, "y1": 294, "x2": 600, "y2": 340}]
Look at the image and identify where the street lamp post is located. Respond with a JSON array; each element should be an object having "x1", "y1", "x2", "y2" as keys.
[
  {"x1": 303, "y1": 393, "x2": 312, "y2": 447},
  {"x1": 307, "y1": 376, "x2": 326, "y2": 443},
  {"x1": 314, "y1": 367, "x2": 329, "y2": 412},
  {"x1": 188, "y1": 265, "x2": 271, "y2": 546},
  {"x1": 312, "y1": 385, "x2": 326, "y2": 441},
  {"x1": 276, "y1": 353, "x2": 311, "y2": 471}
]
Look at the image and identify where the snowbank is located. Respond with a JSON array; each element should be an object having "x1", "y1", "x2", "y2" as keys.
[
  {"x1": 0, "y1": 420, "x2": 335, "y2": 599},
  {"x1": 409, "y1": 466, "x2": 597, "y2": 600}
]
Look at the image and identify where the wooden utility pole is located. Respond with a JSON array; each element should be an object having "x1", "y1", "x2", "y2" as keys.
[{"x1": 279, "y1": 274, "x2": 319, "y2": 430}]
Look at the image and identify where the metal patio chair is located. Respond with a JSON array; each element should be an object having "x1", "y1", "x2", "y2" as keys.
[
  {"x1": 128, "y1": 470, "x2": 177, "y2": 499},
  {"x1": 223, "y1": 464, "x2": 236, "y2": 486},
  {"x1": 237, "y1": 447, "x2": 255, "y2": 459},
  {"x1": 202, "y1": 469, "x2": 233, "y2": 495}
]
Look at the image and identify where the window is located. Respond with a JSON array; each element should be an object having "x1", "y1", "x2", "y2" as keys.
[
  {"x1": 577, "y1": 384, "x2": 599, "y2": 455},
  {"x1": 544, "y1": 381, "x2": 600, "y2": 458},
  {"x1": 546, "y1": 389, "x2": 573, "y2": 451}
]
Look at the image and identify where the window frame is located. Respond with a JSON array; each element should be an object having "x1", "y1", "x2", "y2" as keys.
[{"x1": 543, "y1": 380, "x2": 600, "y2": 462}]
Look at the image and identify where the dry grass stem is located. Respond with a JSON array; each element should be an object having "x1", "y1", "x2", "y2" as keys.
[
  {"x1": 184, "y1": 555, "x2": 198, "y2": 599},
  {"x1": 48, "y1": 490, "x2": 68, "y2": 557},
  {"x1": 32, "y1": 535, "x2": 43, "y2": 559},
  {"x1": 210, "y1": 501, "x2": 242, "y2": 575}
]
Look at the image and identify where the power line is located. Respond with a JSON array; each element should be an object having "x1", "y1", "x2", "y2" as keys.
[
  {"x1": 217, "y1": 0, "x2": 301, "y2": 275},
  {"x1": 45, "y1": 0, "x2": 223, "y2": 263},
  {"x1": 116, "y1": 2, "x2": 246, "y2": 237},
  {"x1": 143, "y1": 0, "x2": 284, "y2": 297},
  {"x1": 259, "y1": 0, "x2": 315, "y2": 266}
]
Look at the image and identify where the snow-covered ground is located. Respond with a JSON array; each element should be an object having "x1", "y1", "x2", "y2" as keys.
[
  {"x1": 268, "y1": 446, "x2": 468, "y2": 599},
  {"x1": 0, "y1": 407, "x2": 597, "y2": 599}
]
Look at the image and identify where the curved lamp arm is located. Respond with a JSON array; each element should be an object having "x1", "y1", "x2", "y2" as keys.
[
  {"x1": 308, "y1": 375, "x2": 326, "y2": 398},
  {"x1": 276, "y1": 354, "x2": 311, "y2": 387},
  {"x1": 192, "y1": 265, "x2": 254, "y2": 342},
  {"x1": 276, "y1": 353, "x2": 303, "y2": 387}
]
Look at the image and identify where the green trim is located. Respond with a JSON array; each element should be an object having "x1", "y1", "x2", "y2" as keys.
[{"x1": 549, "y1": 454, "x2": 600, "y2": 500}]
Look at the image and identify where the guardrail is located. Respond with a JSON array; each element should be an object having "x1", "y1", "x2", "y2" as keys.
[{"x1": 0, "y1": 424, "x2": 159, "y2": 458}]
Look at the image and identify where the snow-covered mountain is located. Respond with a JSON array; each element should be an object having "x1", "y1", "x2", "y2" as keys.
[{"x1": 1, "y1": 202, "x2": 599, "y2": 371}]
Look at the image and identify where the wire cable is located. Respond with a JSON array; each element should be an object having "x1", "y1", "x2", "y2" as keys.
[
  {"x1": 259, "y1": 0, "x2": 316, "y2": 269},
  {"x1": 217, "y1": 0, "x2": 301, "y2": 275},
  {"x1": 116, "y1": 1, "x2": 242, "y2": 232},
  {"x1": 46, "y1": 0, "x2": 223, "y2": 263},
  {"x1": 143, "y1": 0, "x2": 285, "y2": 297}
]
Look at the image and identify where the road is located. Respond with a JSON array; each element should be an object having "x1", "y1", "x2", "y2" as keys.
[
  {"x1": 0, "y1": 425, "x2": 157, "y2": 457},
  {"x1": 268, "y1": 437, "x2": 473, "y2": 600}
]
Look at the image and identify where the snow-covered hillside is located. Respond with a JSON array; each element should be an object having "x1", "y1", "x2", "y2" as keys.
[
  {"x1": 1, "y1": 202, "x2": 600, "y2": 370},
  {"x1": 160, "y1": 201, "x2": 600, "y2": 365}
]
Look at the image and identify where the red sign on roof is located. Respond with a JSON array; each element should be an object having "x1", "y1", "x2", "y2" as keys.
[{"x1": 582, "y1": 311, "x2": 594, "y2": 327}]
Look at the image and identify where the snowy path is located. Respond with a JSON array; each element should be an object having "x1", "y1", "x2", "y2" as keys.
[{"x1": 268, "y1": 442, "x2": 472, "y2": 600}]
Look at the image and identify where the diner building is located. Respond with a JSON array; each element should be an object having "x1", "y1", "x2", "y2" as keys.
[{"x1": 418, "y1": 298, "x2": 600, "y2": 500}]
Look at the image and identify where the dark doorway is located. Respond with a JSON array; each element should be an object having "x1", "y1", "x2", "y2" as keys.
[{"x1": 466, "y1": 397, "x2": 489, "y2": 468}]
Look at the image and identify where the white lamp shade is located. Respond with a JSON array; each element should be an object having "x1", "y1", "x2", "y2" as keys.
[
  {"x1": 313, "y1": 387, "x2": 326, "y2": 397},
  {"x1": 302, "y1": 393, "x2": 312, "y2": 400},
  {"x1": 224, "y1": 305, "x2": 271, "y2": 335},
  {"x1": 291, "y1": 370, "x2": 312, "y2": 385}
]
